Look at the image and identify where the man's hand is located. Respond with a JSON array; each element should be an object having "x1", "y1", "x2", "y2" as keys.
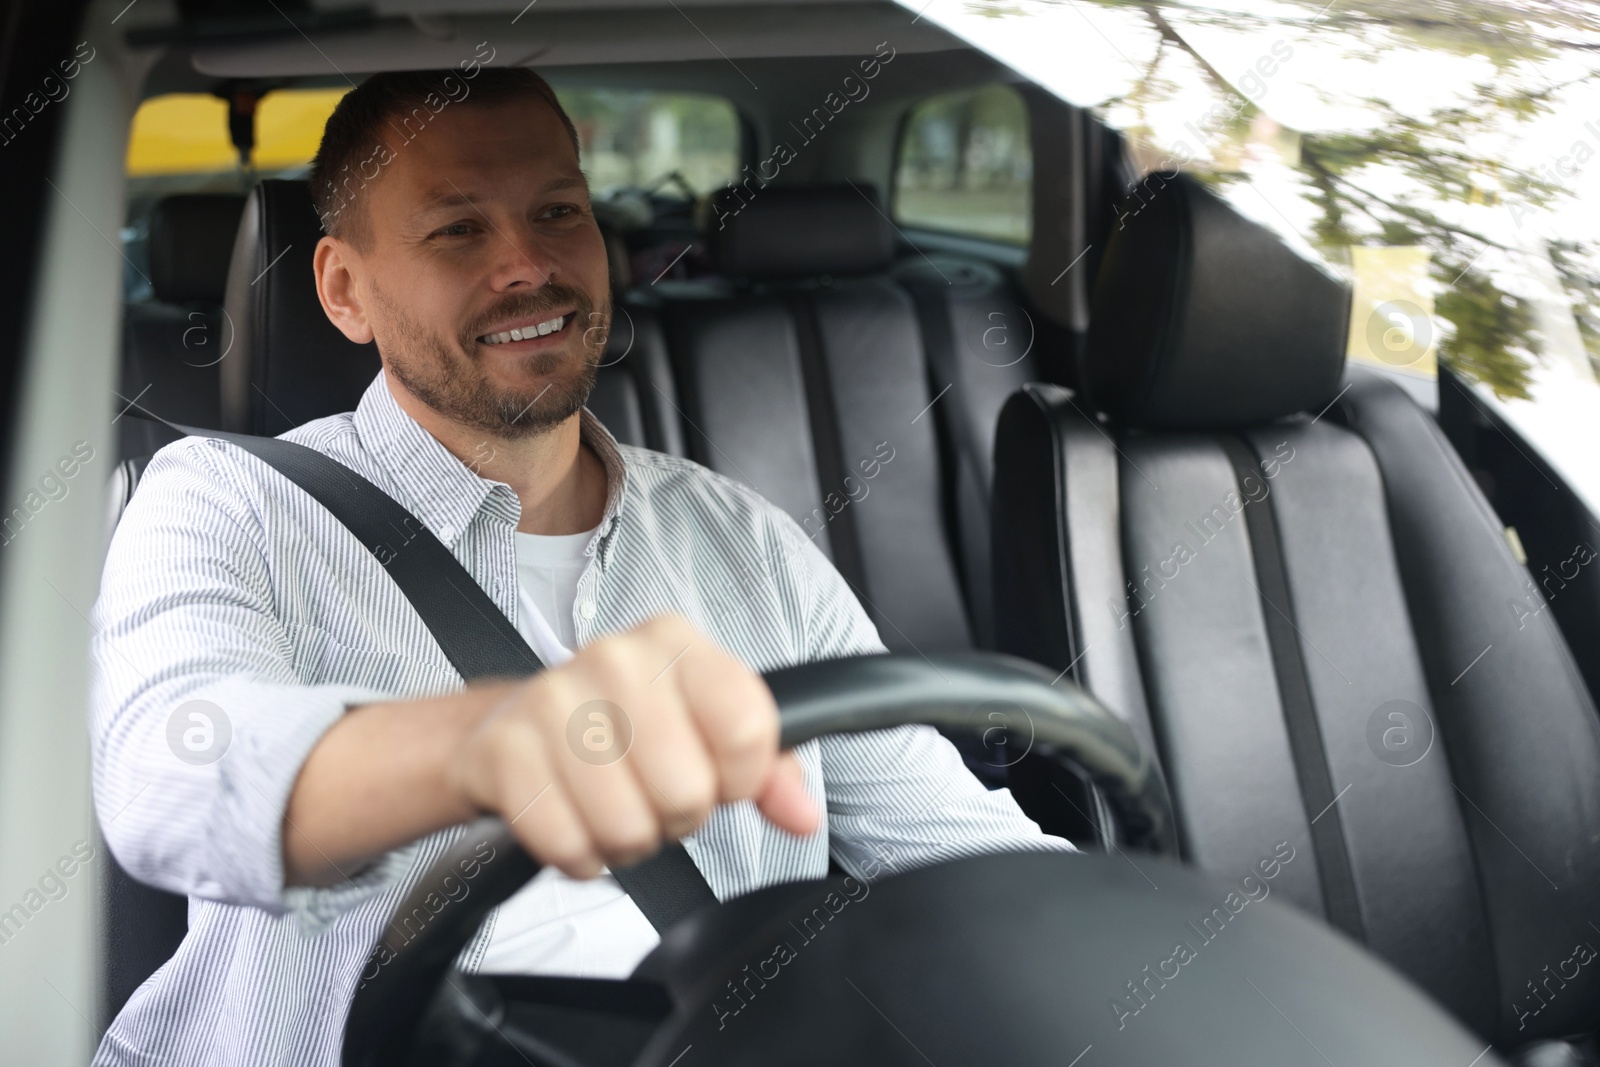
[
  {"x1": 448, "y1": 614, "x2": 817, "y2": 878},
  {"x1": 283, "y1": 614, "x2": 817, "y2": 887}
]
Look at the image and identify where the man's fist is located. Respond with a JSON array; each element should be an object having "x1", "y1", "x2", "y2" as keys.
[{"x1": 447, "y1": 614, "x2": 819, "y2": 878}]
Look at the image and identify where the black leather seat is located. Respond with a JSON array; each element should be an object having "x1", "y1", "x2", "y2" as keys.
[
  {"x1": 664, "y1": 184, "x2": 1038, "y2": 654},
  {"x1": 889, "y1": 252, "x2": 1048, "y2": 648},
  {"x1": 219, "y1": 179, "x2": 681, "y2": 448},
  {"x1": 117, "y1": 193, "x2": 246, "y2": 461},
  {"x1": 992, "y1": 173, "x2": 1600, "y2": 1062}
]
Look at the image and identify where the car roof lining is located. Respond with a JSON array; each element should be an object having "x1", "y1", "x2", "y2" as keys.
[{"x1": 173, "y1": 3, "x2": 963, "y2": 80}]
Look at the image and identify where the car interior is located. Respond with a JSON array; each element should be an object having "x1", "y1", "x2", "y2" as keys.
[{"x1": 1, "y1": 0, "x2": 1597, "y2": 1063}]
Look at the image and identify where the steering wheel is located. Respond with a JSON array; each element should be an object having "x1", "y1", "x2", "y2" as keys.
[{"x1": 342, "y1": 653, "x2": 1503, "y2": 1067}]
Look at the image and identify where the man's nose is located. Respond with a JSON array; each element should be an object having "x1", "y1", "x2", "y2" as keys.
[{"x1": 486, "y1": 219, "x2": 559, "y2": 291}]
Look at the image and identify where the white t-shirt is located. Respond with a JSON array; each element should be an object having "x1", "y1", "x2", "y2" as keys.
[{"x1": 474, "y1": 526, "x2": 661, "y2": 977}]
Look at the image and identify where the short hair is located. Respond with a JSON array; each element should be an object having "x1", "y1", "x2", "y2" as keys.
[{"x1": 308, "y1": 67, "x2": 582, "y2": 249}]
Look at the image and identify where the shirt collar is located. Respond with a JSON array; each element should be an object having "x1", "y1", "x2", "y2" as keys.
[
  {"x1": 351, "y1": 371, "x2": 630, "y2": 556},
  {"x1": 581, "y1": 403, "x2": 630, "y2": 568}
]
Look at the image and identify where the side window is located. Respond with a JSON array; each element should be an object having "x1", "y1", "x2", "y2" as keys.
[
  {"x1": 893, "y1": 84, "x2": 1031, "y2": 245},
  {"x1": 555, "y1": 89, "x2": 740, "y2": 201}
]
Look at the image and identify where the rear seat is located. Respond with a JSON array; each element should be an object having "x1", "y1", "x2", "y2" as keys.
[
  {"x1": 890, "y1": 253, "x2": 1048, "y2": 648},
  {"x1": 117, "y1": 194, "x2": 246, "y2": 461},
  {"x1": 112, "y1": 179, "x2": 1062, "y2": 737},
  {"x1": 660, "y1": 184, "x2": 1038, "y2": 653},
  {"x1": 140, "y1": 180, "x2": 1042, "y2": 662}
]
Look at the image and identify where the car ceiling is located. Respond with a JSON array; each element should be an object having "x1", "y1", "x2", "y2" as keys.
[{"x1": 128, "y1": 1, "x2": 969, "y2": 87}]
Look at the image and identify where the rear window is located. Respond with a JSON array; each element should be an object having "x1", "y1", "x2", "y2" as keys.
[
  {"x1": 893, "y1": 84, "x2": 1032, "y2": 245},
  {"x1": 123, "y1": 86, "x2": 741, "y2": 200},
  {"x1": 560, "y1": 89, "x2": 740, "y2": 201},
  {"x1": 126, "y1": 89, "x2": 348, "y2": 179}
]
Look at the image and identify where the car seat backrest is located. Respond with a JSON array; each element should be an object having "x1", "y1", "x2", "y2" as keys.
[
  {"x1": 706, "y1": 183, "x2": 896, "y2": 279},
  {"x1": 668, "y1": 185, "x2": 974, "y2": 653},
  {"x1": 890, "y1": 253, "x2": 1043, "y2": 648},
  {"x1": 147, "y1": 194, "x2": 246, "y2": 306},
  {"x1": 993, "y1": 172, "x2": 1600, "y2": 1052},
  {"x1": 118, "y1": 194, "x2": 247, "y2": 460},
  {"x1": 217, "y1": 179, "x2": 676, "y2": 450},
  {"x1": 218, "y1": 179, "x2": 378, "y2": 435}
]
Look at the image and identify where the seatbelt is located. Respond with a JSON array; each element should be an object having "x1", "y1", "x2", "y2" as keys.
[
  {"x1": 1221, "y1": 436, "x2": 1365, "y2": 942},
  {"x1": 905, "y1": 288, "x2": 995, "y2": 649},
  {"x1": 128, "y1": 413, "x2": 716, "y2": 931},
  {"x1": 786, "y1": 292, "x2": 873, "y2": 603}
]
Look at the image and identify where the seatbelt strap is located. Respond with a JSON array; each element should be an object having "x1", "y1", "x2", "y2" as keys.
[
  {"x1": 204, "y1": 429, "x2": 545, "y2": 680},
  {"x1": 1221, "y1": 436, "x2": 1365, "y2": 942},
  {"x1": 128, "y1": 412, "x2": 716, "y2": 930},
  {"x1": 905, "y1": 288, "x2": 994, "y2": 648},
  {"x1": 786, "y1": 292, "x2": 873, "y2": 604}
]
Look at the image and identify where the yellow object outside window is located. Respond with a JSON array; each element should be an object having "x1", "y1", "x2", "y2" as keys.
[{"x1": 125, "y1": 89, "x2": 349, "y2": 176}]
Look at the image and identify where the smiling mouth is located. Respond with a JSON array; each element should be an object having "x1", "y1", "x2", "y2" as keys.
[{"x1": 477, "y1": 313, "x2": 571, "y2": 346}]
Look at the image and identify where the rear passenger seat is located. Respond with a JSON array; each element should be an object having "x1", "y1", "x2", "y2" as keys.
[
  {"x1": 122, "y1": 179, "x2": 1049, "y2": 681},
  {"x1": 208, "y1": 179, "x2": 1053, "y2": 776},
  {"x1": 117, "y1": 193, "x2": 246, "y2": 462},
  {"x1": 121, "y1": 181, "x2": 1045, "y2": 659},
  {"x1": 890, "y1": 253, "x2": 1050, "y2": 649},
  {"x1": 659, "y1": 184, "x2": 1038, "y2": 654}
]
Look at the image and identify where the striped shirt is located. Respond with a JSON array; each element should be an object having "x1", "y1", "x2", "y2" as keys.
[{"x1": 89, "y1": 371, "x2": 1070, "y2": 1066}]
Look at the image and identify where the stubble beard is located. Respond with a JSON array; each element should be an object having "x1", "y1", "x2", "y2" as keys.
[{"x1": 373, "y1": 279, "x2": 609, "y2": 440}]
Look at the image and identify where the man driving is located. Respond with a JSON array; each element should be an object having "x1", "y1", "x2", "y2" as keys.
[{"x1": 90, "y1": 67, "x2": 1069, "y2": 1066}]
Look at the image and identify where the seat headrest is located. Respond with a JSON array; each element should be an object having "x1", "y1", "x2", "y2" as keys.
[
  {"x1": 708, "y1": 184, "x2": 895, "y2": 279},
  {"x1": 147, "y1": 194, "x2": 247, "y2": 305},
  {"x1": 220, "y1": 180, "x2": 380, "y2": 435},
  {"x1": 1086, "y1": 173, "x2": 1350, "y2": 428}
]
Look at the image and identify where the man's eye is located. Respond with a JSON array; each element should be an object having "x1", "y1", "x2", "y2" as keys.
[
  {"x1": 543, "y1": 204, "x2": 582, "y2": 220},
  {"x1": 435, "y1": 222, "x2": 475, "y2": 237}
]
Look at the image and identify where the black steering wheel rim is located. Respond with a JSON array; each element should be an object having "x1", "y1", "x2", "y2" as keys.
[{"x1": 341, "y1": 651, "x2": 1174, "y2": 1067}]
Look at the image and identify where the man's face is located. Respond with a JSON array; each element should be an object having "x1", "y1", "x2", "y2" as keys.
[{"x1": 325, "y1": 96, "x2": 611, "y2": 438}]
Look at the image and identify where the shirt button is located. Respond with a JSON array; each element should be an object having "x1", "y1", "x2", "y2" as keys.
[{"x1": 579, "y1": 601, "x2": 597, "y2": 621}]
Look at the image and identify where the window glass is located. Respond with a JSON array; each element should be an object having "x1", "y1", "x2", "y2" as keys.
[
  {"x1": 124, "y1": 86, "x2": 740, "y2": 199},
  {"x1": 126, "y1": 89, "x2": 349, "y2": 178},
  {"x1": 558, "y1": 89, "x2": 740, "y2": 201},
  {"x1": 894, "y1": 84, "x2": 1032, "y2": 244},
  {"x1": 906, "y1": 0, "x2": 1600, "y2": 515},
  {"x1": 121, "y1": 86, "x2": 738, "y2": 296}
]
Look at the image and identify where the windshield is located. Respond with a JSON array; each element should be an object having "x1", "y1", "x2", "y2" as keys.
[{"x1": 905, "y1": 0, "x2": 1600, "y2": 517}]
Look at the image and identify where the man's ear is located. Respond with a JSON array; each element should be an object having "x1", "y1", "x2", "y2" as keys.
[{"x1": 314, "y1": 235, "x2": 376, "y2": 344}]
